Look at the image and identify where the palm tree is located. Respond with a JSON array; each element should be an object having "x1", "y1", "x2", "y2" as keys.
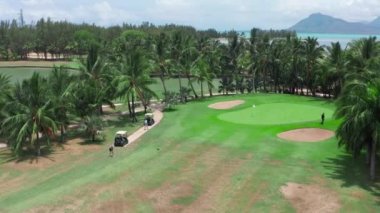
[
  {"x1": 304, "y1": 37, "x2": 323, "y2": 96},
  {"x1": 171, "y1": 31, "x2": 185, "y2": 94},
  {"x1": 256, "y1": 35, "x2": 272, "y2": 92},
  {"x1": 325, "y1": 42, "x2": 345, "y2": 97},
  {"x1": 192, "y1": 57, "x2": 213, "y2": 98},
  {"x1": 346, "y1": 37, "x2": 380, "y2": 80},
  {"x1": 153, "y1": 32, "x2": 172, "y2": 94},
  {"x1": 115, "y1": 49, "x2": 157, "y2": 122},
  {"x1": 48, "y1": 65, "x2": 74, "y2": 142},
  {"x1": 336, "y1": 77, "x2": 380, "y2": 180},
  {"x1": 0, "y1": 74, "x2": 11, "y2": 136},
  {"x1": 203, "y1": 39, "x2": 221, "y2": 96},
  {"x1": 227, "y1": 32, "x2": 245, "y2": 93},
  {"x1": 2, "y1": 73, "x2": 57, "y2": 156},
  {"x1": 77, "y1": 45, "x2": 115, "y2": 115},
  {"x1": 247, "y1": 28, "x2": 259, "y2": 93},
  {"x1": 82, "y1": 115, "x2": 103, "y2": 142},
  {"x1": 288, "y1": 37, "x2": 305, "y2": 94},
  {"x1": 181, "y1": 35, "x2": 200, "y2": 98}
]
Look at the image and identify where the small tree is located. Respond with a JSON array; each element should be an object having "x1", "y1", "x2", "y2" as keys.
[
  {"x1": 162, "y1": 91, "x2": 179, "y2": 110},
  {"x1": 81, "y1": 115, "x2": 104, "y2": 142},
  {"x1": 179, "y1": 86, "x2": 191, "y2": 103}
]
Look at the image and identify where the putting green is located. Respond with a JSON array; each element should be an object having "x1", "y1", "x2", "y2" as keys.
[{"x1": 218, "y1": 103, "x2": 334, "y2": 125}]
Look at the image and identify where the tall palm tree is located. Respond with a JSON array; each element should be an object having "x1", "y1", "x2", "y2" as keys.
[
  {"x1": 153, "y1": 32, "x2": 172, "y2": 94},
  {"x1": 326, "y1": 42, "x2": 345, "y2": 97},
  {"x1": 48, "y1": 65, "x2": 74, "y2": 142},
  {"x1": 115, "y1": 49, "x2": 157, "y2": 122},
  {"x1": 289, "y1": 37, "x2": 305, "y2": 94},
  {"x1": 304, "y1": 37, "x2": 323, "y2": 96},
  {"x1": 203, "y1": 39, "x2": 221, "y2": 96},
  {"x1": 2, "y1": 73, "x2": 57, "y2": 155},
  {"x1": 171, "y1": 31, "x2": 185, "y2": 94},
  {"x1": 77, "y1": 45, "x2": 115, "y2": 115},
  {"x1": 227, "y1": 32, "x2": 245, "y2": 93},
  {"x1": 0, "y1": 74, "x2": 11, "y2": 136},
  {"x1": 181, "y1": 35, "x2": 200, "y2": 98},
  {"x1": 346, "y1": 37, "x2": 380, "y2": 81},
  {"x1": 336, "y1": 77, "x2": 380, "y2": 180}
]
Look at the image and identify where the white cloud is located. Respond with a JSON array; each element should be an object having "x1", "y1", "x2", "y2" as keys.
[
  {"x1": 2, "y1": 0, "x2": 380, "y2": 30},
  {"x1": 21, "y1": 0, "x2": 54, "y2": 6},
  {"x1": 0, "y1": 1, "x2": 18, "y2": 18},
  {"x1": 72, "y1": 1, "x2": 138, "y2": 25}
]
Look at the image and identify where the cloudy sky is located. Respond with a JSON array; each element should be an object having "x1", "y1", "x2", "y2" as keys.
[{"x1": 1, "y1": 0, "x2": 380, "y2": 30}]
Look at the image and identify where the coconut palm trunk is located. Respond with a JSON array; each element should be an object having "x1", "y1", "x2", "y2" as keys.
[
  {"x1": 370, "y1": 140, "x2": 377, "y2": 180},
  {"x1": 36, "y1": 131, "x2": 41, "y2": 156},
  {"x1": 187, "y1": 74, "x2": 198, "y2": 99},
  {"x1": 160, "y1": 75, "x2": 167, "y2": 94},
  {"x1": 60, "y1": 124, "x2": 65, "y2": 142},
  {"x1": 200, "y1": 81, "x2": 204, "y2": 98},
  {"x1": 207, "y1": 82, "x2": 213, "y2": 97}
]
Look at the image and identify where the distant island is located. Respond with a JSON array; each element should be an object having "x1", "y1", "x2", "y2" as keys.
[{"x1": 289, "y1": 13, "x2": 380, "y2": 34}]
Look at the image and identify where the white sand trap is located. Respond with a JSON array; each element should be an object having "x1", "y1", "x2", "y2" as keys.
[
  {"x1": 0, "y1": 143, "x2": 7, "y2": 149},
  {"x1": 208, "y1": 100, "x2": 245, "y2": 110},
  {"x1": 277, "y1": 128, "x2": 334, "y2": 142},
  {"x1": 280, "y1": 182, "x2": 341, "y2": 213}
]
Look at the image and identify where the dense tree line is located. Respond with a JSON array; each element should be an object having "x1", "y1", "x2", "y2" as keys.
[
  {"x1": 0, "y1": 18, "x2": 379, "y2": 180},
  {"x1": 0, "y1": 18, "x2": 214, "y2": 60}
]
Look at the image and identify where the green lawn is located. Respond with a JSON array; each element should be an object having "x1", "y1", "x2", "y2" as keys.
[
  {"x1": 0, "y1": 94, "x2": 379, "y2": 212},
  {"x1": 219, "y1": 102, "x2": 334, "y2": 125},
  {"x1": 0, "y1": 61, "x2": 79, "y2": 83}
]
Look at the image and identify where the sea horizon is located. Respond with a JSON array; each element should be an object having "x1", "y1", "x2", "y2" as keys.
[{"x1": 237, "y1": 31, "x2": 380, "y2": 47}]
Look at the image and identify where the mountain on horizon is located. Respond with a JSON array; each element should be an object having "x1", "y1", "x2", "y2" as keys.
[
  {"x1": 289, "y1": 13, "x2": 380, "y2": 34},
  {"x1": 369, "y1": 16, "x2": 380, "y2": 28}
]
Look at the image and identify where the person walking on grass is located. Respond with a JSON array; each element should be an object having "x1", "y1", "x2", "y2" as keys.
[
  {"x1": 321, "y1": 112, "x2": 325, "y2": 125},
  {"x1": 109, "y1": 144, "x2": 114, "y2": 157},
  {"x1": 144, "y1": 119, "x2": 148, "y2": 130}
]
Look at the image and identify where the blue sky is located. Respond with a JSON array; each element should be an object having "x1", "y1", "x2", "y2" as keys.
[{"x1": 1, "y1": 0, "x2": 380, "y2": 30}]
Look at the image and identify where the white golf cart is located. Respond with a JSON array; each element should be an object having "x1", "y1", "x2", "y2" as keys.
[{"x1": 114, "y1": 130, "x2": 128, "y2": 147}]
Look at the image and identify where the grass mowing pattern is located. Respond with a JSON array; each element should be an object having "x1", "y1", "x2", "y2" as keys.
[
  {"x1": 0, "y1": 94, "x2": 379, "y2": 212},
  {"x1": 218, "y1": 103, "x2": 334, "y2": 125}
]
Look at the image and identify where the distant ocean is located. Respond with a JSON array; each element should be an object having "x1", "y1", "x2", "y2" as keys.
[{"x1": 238, "y1": 31, "x2": 380, "y2": 48}]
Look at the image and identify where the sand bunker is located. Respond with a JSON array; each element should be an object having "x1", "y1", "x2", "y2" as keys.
[
  {"x1": 280, "y1": 182, "x2": 341, "y2": 213},
  {"x1": 0, "y1": 143, "x2": 7, "y2": 149},
  {"x1": 208, "y1": 100, "x2": 245, "y2": 110},
  {"x1": 277, "y1": 128, "x2": 334, "y2": 142}
]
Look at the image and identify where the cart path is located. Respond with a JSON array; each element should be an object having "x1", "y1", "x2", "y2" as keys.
[{"x1": 124, "y1": 110, "x2": 164, "y2": 147}]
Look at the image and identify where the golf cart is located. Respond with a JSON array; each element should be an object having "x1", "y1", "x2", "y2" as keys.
[
  {"x1": 114, "y1": 131, "x2": 128, "y2": 147},
  {"x1": 144, "y1": 113, "x2": 155, "y2": 126}
]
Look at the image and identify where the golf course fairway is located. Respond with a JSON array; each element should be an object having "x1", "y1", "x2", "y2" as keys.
[{"x1": 0, "y1": 94, "x2": 378, "y2": 212}]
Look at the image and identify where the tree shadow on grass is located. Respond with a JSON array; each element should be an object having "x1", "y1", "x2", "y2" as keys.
[
  {"x1": 162, "y1": 108, "x2": 178, "y2": 113},
  {"x1": 321, "y1": 153, "x2": 380, "y2": 203},
  {"x1": 0, "y1": 145, "x2": 57, "y2": 165},
  {"x1": 105, "y1": 112, "x2": 145, "y2": 129}
]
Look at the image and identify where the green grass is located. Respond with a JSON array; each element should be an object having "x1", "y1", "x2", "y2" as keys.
[
  {"x1": 218, "y1": 102, "x2": 334, "y2": 125},
  {"x1": 0, "y1": 61, "x2": 79, "y2": 83},
  {"x1": 0, "y1": 94, "x2": 379, "y2": 212}
]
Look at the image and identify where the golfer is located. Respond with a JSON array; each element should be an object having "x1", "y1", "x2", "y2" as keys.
[
  {"x1": 321, "y1": 112, "x2": 325, "y2": 125},
  {"x1": 109, "y1": 144, "x2": 114, "y2": 157},
  {"x1": 144, "y1": 119, "x2": 148, "y2": 130}
]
